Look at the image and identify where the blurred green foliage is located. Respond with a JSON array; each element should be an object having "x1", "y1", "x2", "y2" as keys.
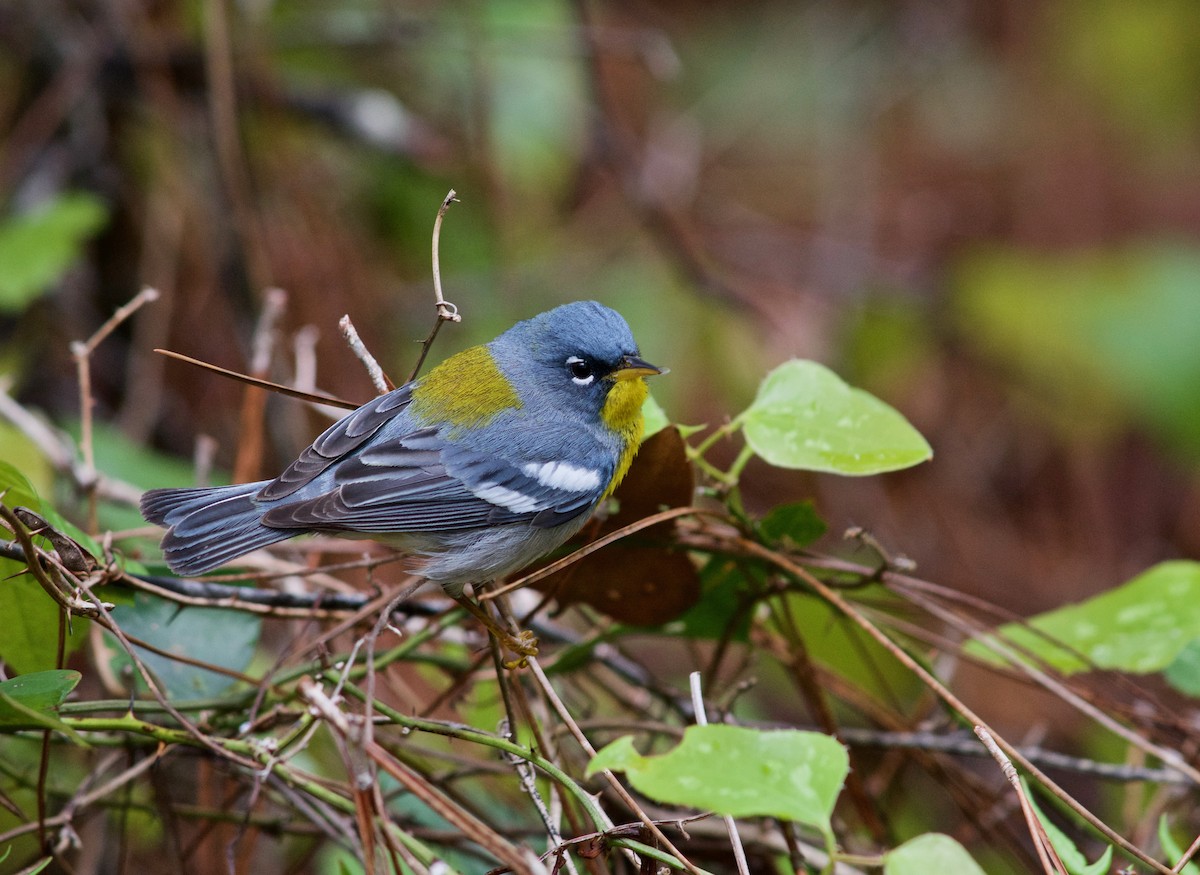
[
  {"x1": 4, "y1": 1, "x2": 1200, "y2": 872},
  {"x1": 0, "y1": 193, "x2": 107, "y2": 314},
  {"x1": 1055, "y1": 0, "x2": 1200, "y2": 151},
  {"x1": 103, "y1": 592, "x2": 261, "y2": 699},
  {"x1": 969, "y1": 560, "x2": 1200, "y2": 675},
  {"x1": 956, "y1": 245, "x2": 1200, "y2": 454}
]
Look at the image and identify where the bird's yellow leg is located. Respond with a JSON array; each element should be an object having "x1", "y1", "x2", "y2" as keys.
[{"x1": 453, "y1": 595, "x2": 538, "y2": 664}]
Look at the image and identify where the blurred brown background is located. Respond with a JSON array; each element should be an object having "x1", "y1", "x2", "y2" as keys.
[{"x1": 5, "y1": 0, "x2": 1200, "y2": 749}]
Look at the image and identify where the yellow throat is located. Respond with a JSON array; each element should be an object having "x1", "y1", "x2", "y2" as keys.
[{"x1": 600, "y1": 376, "x2": 649, "y2": 498}]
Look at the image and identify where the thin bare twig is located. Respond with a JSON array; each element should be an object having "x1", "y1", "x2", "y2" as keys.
[
  {"x1": 153, "y1": 349, "x2": 358, "y2": 410},
  {"x1": 486, "y1": 599, "x2": 577, "y2": 874},
  {"x1": 482, "y1": 506, "x2": 707, "y2": 599},
  {"x1": 299, "y1": 678, "x2": 539, "y2": 874},
  {"x1": 0, "y1": 385, "x2": 145, "y2": 507},
  {"x1": 975, "y1": 727, "x2": 1067, "y2": 875},
  {"x1": 526, "y1": 657, "x2": 703, "y2": 875},
  {"x1": 339, "y1": 315, "x2": 394, "y2": 395},
  {"x1": 203, "y1": 0, "x2": 271, "y2": 289},
  {"x1": 233, "y1": 288, "x2": 288, "y2": 483},
  {"x1": 0, "y1": 749, "x2": 168, "y2": 846},
  {"x1": 899, "y1": 581, "x2": 1200, "y2": 787},
  {"x1": 70, "y1": 287, "x2": 160, "y2": 530},
  {"x1": 735, "y1": 537, "x2": 1176, "y2": 875},
  {"x1": 408, "y1": 189, "x2": 462, "y2": 382},
  {"x1": 689, "y1": 672, "x2": 749, "y2": 875}
]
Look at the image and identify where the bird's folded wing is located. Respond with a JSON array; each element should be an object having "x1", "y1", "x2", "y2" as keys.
[
  {"x1": 258, "y1": 386, "x2": 415, "y2": 501},
  {"x1": 260, "y1": 428, "x2": 608, "y2": 533}
]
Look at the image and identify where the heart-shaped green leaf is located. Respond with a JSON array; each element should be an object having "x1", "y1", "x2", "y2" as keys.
[
  {"x1": 587, "y1": 724, "x2": 847, "y2": 829},
  {"x1": 739, "y1": 360, "x2": 932, "y2": 475},
  {"x1": 0, "y1": 670, "x2": 80, "y2": 715}
]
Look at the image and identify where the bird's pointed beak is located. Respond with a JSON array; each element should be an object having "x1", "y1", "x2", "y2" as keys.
[{"x1": 613, "y1": 354, "x2": 667, "y2": 381}]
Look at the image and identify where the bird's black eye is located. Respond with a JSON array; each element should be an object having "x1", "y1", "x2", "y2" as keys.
[{"x1": 566, "y1": 356, "x2": 594, "y2": 385}]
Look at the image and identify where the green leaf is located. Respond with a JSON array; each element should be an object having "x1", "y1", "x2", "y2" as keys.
[
  {"x1": 1159, "y1": 815, "x2": 1200, "y2": 875},
  {"x1": 884, "y1": 833, "x2": 987, "y2": 875},
  {"x1": 0, "y1": 573, "x2": 88, "y2": 675},
  {"x1": 675, "y1": 556, "x2": 763, "y2": 642},
  {"x1": 967, "y1": 561, "x2": 1200, "y2": 674},
  {"x1": 1165, "y1": 638, "x2": 1200, "y2": 696},
  {"x1": 758, "y1": 500, "x2": 827, "y2": 548},
  {"x1": 739, "y1": 360, "x2": 932, "y2": 475},
  {"x1": 104, "y1": 592, "x2": 260, "y2": 699},
  {"x1": 641, "y1": 393, "x2": 669, "y2": 439},
  {"x1": 0, "y1": 690, "x2": 86, "y2": 745},
  {"x1": 1024, "y1": 778, "x2": 1112, "y2": 875},
  {"x1": 0, "y1": 671, "x2": 85, "y2": 744},
  {"x1": 0, "y1": 193, "x2": 108, "y2": 313},
  {"x1": 0, "y1": 424, "x2": 53, "y2": 501},
  {"x1": 0, "y1": 670, "x2": 80, "y2": 718},
  {"x1": 587, "y1": 725, "x2": 847, "y2": 829},
  {"x1": 0, "y1": 461, "x2": 43, "y2": 512}
]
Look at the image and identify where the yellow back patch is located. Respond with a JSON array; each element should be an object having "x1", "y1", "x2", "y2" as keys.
[{"x1": 411, "y1": 345, "x2": 522, "y2": 428}]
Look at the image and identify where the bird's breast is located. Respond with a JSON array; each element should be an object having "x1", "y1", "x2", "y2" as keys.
[{"x1": 599, "y1": 377, "x2": 648, "y2": 498}]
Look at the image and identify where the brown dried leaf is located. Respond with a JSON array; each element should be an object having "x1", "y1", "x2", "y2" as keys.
[{"x1": 531, "y1": 427, "x2": 700, "y2": 626}]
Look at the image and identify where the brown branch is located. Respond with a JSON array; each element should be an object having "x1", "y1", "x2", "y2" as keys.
[
  {"x1": 734, "y1": 536, "x2": 1176, "y2": 875},
  {"x1": 975, "y1": 726, "x2": 1067, "y2": 875},
  {"x1": 71, "y1": 287, "x2": 161, "y2": 530},
  {"x1": 154, "y1": 349, "x2": 359, "y2": 410},
  {"x1": 526, "y1": 656, "x2": 702, "y2": 875},
  {"x1": 298, "y1": 678, "x2": 537, "y2": 874}
]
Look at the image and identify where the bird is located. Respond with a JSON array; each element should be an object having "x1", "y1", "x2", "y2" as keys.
[{"x1": 140, "y1": 301, "x2": 664, "y2": 656}]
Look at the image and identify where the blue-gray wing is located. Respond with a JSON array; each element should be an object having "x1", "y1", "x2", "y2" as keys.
[
  {"x1": 257, "y1": 397, "x2": 609, "y2": 533},
  {"x1": 258, "y1": 385, "x2": 417, "y2": 501}
]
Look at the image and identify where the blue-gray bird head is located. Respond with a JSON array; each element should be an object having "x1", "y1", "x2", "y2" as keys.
[{"x1": 489, "y1": 301, "x2": 663, "y2": 422}]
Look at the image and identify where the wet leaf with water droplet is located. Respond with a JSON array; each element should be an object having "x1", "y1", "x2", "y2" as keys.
[
  {"x1": 966, "y1": 560, "x2": 1200, "y2": 675},
  {"x1": 740, "y1": 360, "x2": 932, "y2": 475},
  {"x1": 587, "y1": 724, "x2": 847, "y2": 828}
]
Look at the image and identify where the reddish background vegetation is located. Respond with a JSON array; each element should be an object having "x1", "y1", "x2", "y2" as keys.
[{"x1": 4, "y1": 2, "x2": 1200, "y2": 873}]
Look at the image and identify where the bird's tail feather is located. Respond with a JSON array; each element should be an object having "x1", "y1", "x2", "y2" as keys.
[{"x1": 140, "y1": 481, "x2": 298, "y2": 576}]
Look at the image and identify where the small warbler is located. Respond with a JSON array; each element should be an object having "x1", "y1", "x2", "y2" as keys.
[{"x1": 141, "y1": 301, "x2": 663, "y2": 651}]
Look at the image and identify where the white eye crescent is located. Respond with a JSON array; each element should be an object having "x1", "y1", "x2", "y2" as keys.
[{"x1": 566, "y1": 355, "x2": 595, "y2": 385}]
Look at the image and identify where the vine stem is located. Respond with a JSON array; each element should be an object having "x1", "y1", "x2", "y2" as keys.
[
  {"x1": 526, "y1": 657, "x2": 708, "y2": 875},
  {"x1": 736, "y1": 537, "x2": 1175, "y2": 875},
  {"x1": 687, "y1": 417, "x2": 743, "y2": 461},
  {"x1": 408, "y1": 189, "x2": 462, "y2": 382}
]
